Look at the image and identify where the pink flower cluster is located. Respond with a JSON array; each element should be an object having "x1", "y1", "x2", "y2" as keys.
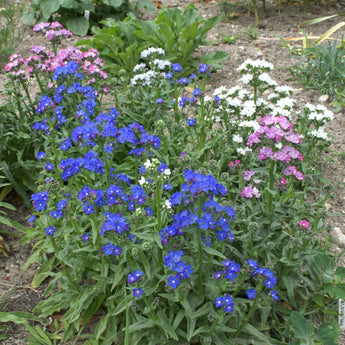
[
  {"x1": 5, "y1": 46, "x2": 107, "y2": 82},
  {"x1": 241, "y1": 185, "x2": 261, "y2": 199},
  {"x1": 228, "y1": 160, "x2": 241, "y2": 169},
  {"x1": 297, "y1": 219, "x2": 310, "y2": 229},
  {"x1": 247, "y1": 115, "x2": 302, "y2": 147},
  {"x1": 33, "y1": 22, "x2": 73, "y2": 41},
  {"x1": 282, "y1": 165, "x2": 304, "y2": 181}
]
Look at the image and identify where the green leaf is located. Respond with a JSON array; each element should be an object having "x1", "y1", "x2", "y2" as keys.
[
  {"x1": 59, "y1": 0, "x2": 80, "y2": 9},
  {"x1": 0, "y1": 311, "x2": 41, "y2": 323},
  {"x1": 335, "y1": 266, "x2": 345, "y2": 279},
  {"x1": 136, "y1": 0, "x2": 157, "y2": 13},
  {"x1": 202, "y1": 245, "x2": 226, "y2": 259},
  {"x1": 66, "y1": 17, "x2": 89, "y2": 36},
  {"x1": 200, "y1": 51, "x2": 229, "y2": 68},
  {"x1": 317, "y1": 321, "x2": 340, "y2": 345},
  {"x1": 242, "y1": 323, "x2": 272, "y2": 342},
  {"x1": 290, "y1": 311, "x2": 314, "y2": 339},
  {"x1": 0, "y1": 215, "x2": 28, "y2": 233},
  {"x1": 335, "y1": 283, "x2": 345, "y2": 299},
  {"x1": 40, "y1": 0, "x2": 60, "y2": 18},
  {"x1": 109, "y1": 0, "x2": 124, "y2": 7}
]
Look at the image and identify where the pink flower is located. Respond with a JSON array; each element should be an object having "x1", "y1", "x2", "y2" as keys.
[
  {"x1": 297, "y1": 219, "x2": 310, "y2": 229},
  {"x1": 242, "y1": 170, "x2": 255, "y2": 181},
  {"x1": 241, "y1": 185, "x2": 261, "y2": 198}
]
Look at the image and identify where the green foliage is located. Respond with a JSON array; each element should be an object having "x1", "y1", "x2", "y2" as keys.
[
  {"x1": 0, "y1": 0, "x2": 26, "y2": 62},
  {"x1": 0, "y1": 89, "x2": 42, "y2": 207},
  {"x1": 245, "y1": 26, "x2": 258, "y2": 40},
  {"x1": 291, "y1": 37, "x2": 345, "y2": 95},
  {"x1": 22, "y1": 0, "x2": 156, "y2": 36},
  {"x1": 76, "y1": 4, "x2": 227, "y2": 76}
]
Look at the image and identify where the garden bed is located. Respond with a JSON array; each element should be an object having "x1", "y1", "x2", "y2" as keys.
[{"x1": 1, "y1": 0, "x2": 345, "y2": 344}]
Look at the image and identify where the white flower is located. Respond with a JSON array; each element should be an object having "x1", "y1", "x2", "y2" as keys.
[
  {"x1": 275, "y1": 85, "x2": 294, "y2": 94},
  {"x1": 258, "y1": 72, "x2": 277, "y2": 86},
  {"x1": 140, "y1": 47, "x2": 165, "y2": 59},
  {"x1": 130, "y1": 70, "x2": 159, "y2": 86},
  {"x1": 241, "y1": 73, "x2": 253, "y2": 84},
  {"x1": 152, "y1": 59, "x2": 171, "y2": 70},
  {"x1": 241, "y1": 100, "x2": 256, "y2": 117},
  {"x1": 164, "y1": 200, "x2": 171, "y2": 209},
  {"x1": 225, "y1": 97, "x2": 241, "y2": 108},
  {"x1": 233, "y1": 134, "x2": 243, "y2": 143},
  {"x1": 276, "y1": 97, "x2": 295, "y2": 109},
  {"x1": 237, "y1": 59, "x2": 274, "y2": 72},
  {"x1": 213, "y1": 85, "x2": 228, "y2": 97},
  {"x1": 237, "y1": 147, "x2": 252, "y2": 155},
  {"x1": 204, "y1": 95, "x2": 212, "y2": 103},
  {"x1": 133, "y1": 63, "x2": 146, "y2": 73},
  {"x1": 275, "y1": 142, "x2": 282, "y2": 149},
  {"x1": 139, "y1": 176, "x2": 146, "y2": 186},
  {"x1": 144, "y1": 159, "x2": 152, "y2": 169},
  {"x1": 238, "y1": 120, "x2": 260, "y2": 131},
  {"x1": 309, "y1": 127, "x2": 330, "y2": 140},
  {"x1": 164, "y1": 168, "x2": 171, "y2": 176}
]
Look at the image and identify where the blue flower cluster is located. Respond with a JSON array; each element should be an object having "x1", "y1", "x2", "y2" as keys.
[
  {"x1": 214, "y1": 294, "x2": 234, "y2": 313},
  {"x1": 164, "y1": 250, "x2": 193, "y2": 289},
  {"x1": 160, "y1": 170, "x2": 235, "y2": 246},
  {"x1": 213, "y1": 259, "x2": 279, "y2": 313}
]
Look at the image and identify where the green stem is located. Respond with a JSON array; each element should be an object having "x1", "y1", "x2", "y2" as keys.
[{"x1": 124, "y1": 287, "x2": 130, "y2": 345}]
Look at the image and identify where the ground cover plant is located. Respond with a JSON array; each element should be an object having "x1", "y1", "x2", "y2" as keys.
[{"x1": 0, "y1": 11, "x2": 344, "y2": 345}]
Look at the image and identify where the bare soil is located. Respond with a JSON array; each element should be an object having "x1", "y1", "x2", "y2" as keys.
[{"x1": 1, "y1": 0, "x2": 345, "y2": 343}]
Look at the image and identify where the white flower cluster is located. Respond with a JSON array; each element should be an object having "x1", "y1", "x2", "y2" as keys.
[
  {"x1": 238, "y1": 120, "x2": 260, "y2": 131},
  {"x1": 309, "y1": 128, "x2": 330, "y2": 140},
  {"x1": 131, "y1": 70, "x2": 161, "y2": 86},
  {"x1": 152, "y1": 59, "x2": 171, "y2": 70},
  {"x1": 232, "y1": 134, "x2": 243, "y2": 143},
  {"x1": 305, "y1": 103, "x2": 334, "y2": 122},
  {"x1": 258, "y1": 72, "x2": 277, "y2": 86},
  {"x1": 237, "y1": 59, "x2": 274, "y2": 73},
  {"x1": 133, "y1": 63, "x2": 146, "y2": 73},
  {"x1": 237, "y1": 147, "x2": 252, "y2": 156},
  {"x1": 140, "y1": 47, "x2": 165, "y2": 59}
]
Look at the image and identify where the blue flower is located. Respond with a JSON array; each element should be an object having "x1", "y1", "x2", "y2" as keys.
[
  {"x1": 60, "y1": 138, "x2": 72, "y2": 151},
  {"x1": 193, "y1": 88, "x2": 203, "y2": 96},
  {"x1": 198, "y1": 63, "x2": 210, "y2": 74},
  {"x1": 214, "y1": 297, "x2": 223, "y2": 308},
  {"x1": 167, "y1": 275, "x2": 180, "y2": 289},
  {"x1": 172, "y1": 63, "x2": 183, "y2": 72},
  {"x1": 82, "y1": 233, "x2": 89, "y2": 242},
  {"x1": 246, "y1": 288, "x2": 257, "y2": 300},
  {"x1": 156, "y1": 98, "x2": 164, "y2": 104},
  {"x1": 36, "y1": 152, "x2": 45, "y2": 160},
  {"x1": 270, "y1": 290, "x2": 279, "y2": 301},
  {"x1": 187, "y1": 118, "x2": 195, "y2": 126},
  {"x1": 83, "y1": 202, "x2": 94, "y2": 214},
  {"x1": 31, "y1": 191, "x2": 49, "y2": 211},
  {"x1": 49, "y1": 209, "x2": 63, "y2": 218},
  {"x1": 45, "y1": 226, "x2": 56, "y2": 235},
  {"x1": 132, "y1": 288, "x2": 144, "y2": 298},
  {"x1": 45, "y1": 163, "x2": 54, "y2": 171},
  {"x1": 27, "y1": 215, "x2": 36, "y2": 223}
]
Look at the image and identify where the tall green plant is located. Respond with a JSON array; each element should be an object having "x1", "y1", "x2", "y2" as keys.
[{"x1": 76, "y1": 4, "x2": 228, "y2": 76}]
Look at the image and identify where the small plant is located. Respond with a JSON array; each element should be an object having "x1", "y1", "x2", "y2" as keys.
[
  {"x1": 292, "y1": 38, "x2": 345, "y2": 95},
  {"x1": 222, "y1": 33, "x2": 239, "y2": 44},
  {"x1": 245, "y1": 26, "x2": 258, "y2": 40}
]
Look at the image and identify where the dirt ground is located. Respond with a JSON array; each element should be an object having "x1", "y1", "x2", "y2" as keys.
[{"x1": 1, "y1": 0, "x2": 345, "y2": 343}]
